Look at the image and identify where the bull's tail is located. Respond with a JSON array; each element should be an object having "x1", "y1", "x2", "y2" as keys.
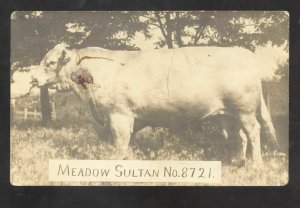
[{"x1": 258, "y1": 89, "x2": 279, "y2": 150}]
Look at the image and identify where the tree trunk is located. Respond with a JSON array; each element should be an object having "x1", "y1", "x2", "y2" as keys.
[
  {"x1": 164, "y1": 12, "x2": 174, "y2": 49},
  {"x1": 194, "y1": 25, "x2": 205, "y2": 45},
  {"x1": 175, "y1": 13, "x2": 184, "y2": 47},
  {"x1": 40, "y1": 86, "x2": 51, "y2": 126},
  {"x1": 154, "y1": 11, "x2": 173, "y2": 49}
]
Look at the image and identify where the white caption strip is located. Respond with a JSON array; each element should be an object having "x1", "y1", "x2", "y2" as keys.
[{"x1": 49, "y1": 160, "x2": 221, "y2": 184}]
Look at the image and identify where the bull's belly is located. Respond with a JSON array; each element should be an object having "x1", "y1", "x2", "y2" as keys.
[{"x1": 131, "y1": 102, "x2": 227, "y2": 129}]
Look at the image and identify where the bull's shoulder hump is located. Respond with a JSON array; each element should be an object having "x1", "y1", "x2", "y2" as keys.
[
  {"x1": 77, "y1": 47, "x2": 142, "y2": 63},
  {"x1": 78, "y1": 47, "x2": 138, "y2": 54},
  {"x1": 87, "y1": 47, "x2": 108, "y2": 50},
  {"x1": 80, "y1": 47, "x2": 141, "y2": 54},
  {"x1": 79, "y1": 47, "x2": 109, "y2": 53}
]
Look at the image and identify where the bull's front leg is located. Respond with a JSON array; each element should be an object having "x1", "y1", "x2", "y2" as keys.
[
  {"x1": 109, "y1": 112, "x2": 134, "y2": 158},
  {"x1": 228, "y1": 128, "x2": 247, "y2": 167}
]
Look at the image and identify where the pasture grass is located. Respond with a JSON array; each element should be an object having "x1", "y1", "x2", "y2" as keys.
[{"x1": 10, "y1": 122, "x2": 288, "y2": 186}]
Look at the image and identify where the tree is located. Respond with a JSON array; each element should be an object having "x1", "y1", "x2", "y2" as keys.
[
  {"x1": 11, "y1": 11, "x2": 288, "y2": 71},
  {"x1": 139, "y1": 11, "x2": 288, "y2": 51},
  {"x1": 11, "y1": 11, "x2": 146, "y2": 71}
]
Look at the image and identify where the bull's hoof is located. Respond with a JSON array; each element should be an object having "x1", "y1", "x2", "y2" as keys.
[
  {"x1": 122, "y1": 155, "x2": 129, "y2": 160},
  {"x1": 118, "y1": 148, "x2": 134, "y2": 160},
  {"x1": 231, "y1": 158, "x2": 246, "y2": 167},
  {"x1": 245, "y1": 158, "x2": 263, "y2": 169}
]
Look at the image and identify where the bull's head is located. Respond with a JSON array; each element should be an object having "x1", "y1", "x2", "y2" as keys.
[{"x1": 35, "y1": 43, "x2": 77, "y2": 90}]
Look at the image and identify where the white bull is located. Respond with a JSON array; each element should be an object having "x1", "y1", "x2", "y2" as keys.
[{"x1": 36, "y1": 43, "x2": 278, "y2": 164}]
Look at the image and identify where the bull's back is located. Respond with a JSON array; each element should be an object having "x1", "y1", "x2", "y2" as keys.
[{"x1": 121, "y1": 47, "x2": 259, "y2": 102}]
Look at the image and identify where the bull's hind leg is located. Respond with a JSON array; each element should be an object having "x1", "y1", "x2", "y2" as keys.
[
  {"x1": 238, "y1": 129, "x2": 247, "y2": 162},
  {"x1": 239, "y1": 113, "x2": 262, "y2": 164},
  {"x1": 109, "y1": 112, "x2": 134, "y2": 158},
  {"x1": 220, "y1": 117, "x2": 247, "y2": 166}
]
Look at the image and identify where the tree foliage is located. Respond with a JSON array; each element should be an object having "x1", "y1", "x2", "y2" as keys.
[
  {"x1": 11, "y1": 11, "x2": 288, "y2": 71},
  {"x1": 11, "y1": 11, "x2": 146, "y2": 71},
  {"x1": 139, "y1": 11, "x2": 288, "y2": 50}
]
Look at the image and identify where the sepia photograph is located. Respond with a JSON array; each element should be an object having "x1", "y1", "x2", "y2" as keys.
[{"x1": 10, "y1": 11, "x2": 289, "y2": 186}]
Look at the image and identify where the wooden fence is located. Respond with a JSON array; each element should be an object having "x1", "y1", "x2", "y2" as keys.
[{"x1": 12, "y1": 102, "x2": 56, "y2": 120}]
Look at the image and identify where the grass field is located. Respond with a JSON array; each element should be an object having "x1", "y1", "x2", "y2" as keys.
[{"x1": 10, "y1": 121, "x2": 288, "y2": 186}]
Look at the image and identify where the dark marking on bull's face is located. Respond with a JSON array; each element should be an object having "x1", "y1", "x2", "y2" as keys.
[
  {"x1": 71, "y1": 66, "x2": 94, "y2": 89},
  {"x1": 39, "y1": 44, "x2": 73, "y2": 87}
]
